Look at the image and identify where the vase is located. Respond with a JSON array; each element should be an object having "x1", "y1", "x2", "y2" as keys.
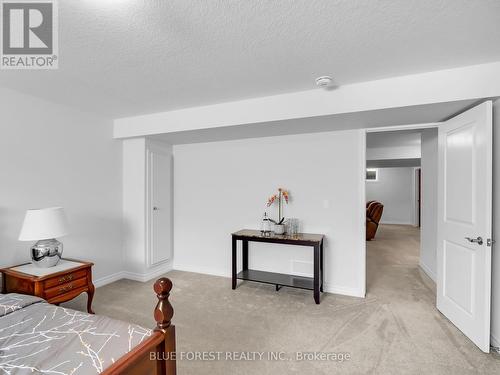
[{"x1": 273, "y1": 224, "x2": 285, "y2": 235}]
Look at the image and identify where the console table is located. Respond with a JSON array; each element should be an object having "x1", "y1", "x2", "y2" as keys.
[{"x1": 231, "y1": 229, "x2": 325, "y2": 304}]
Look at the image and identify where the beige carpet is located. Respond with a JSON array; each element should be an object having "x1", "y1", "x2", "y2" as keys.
[{"x1": 64, "y1": 225, "x2": 500, "y2": 374}]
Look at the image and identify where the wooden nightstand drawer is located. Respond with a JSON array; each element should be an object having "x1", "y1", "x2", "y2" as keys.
[
  {"x1": 45, "y1": 277, "x2": 88, "y2": 300},
  {"x1": 44, "y1": 269, "x2": 88, "y2": 289}
]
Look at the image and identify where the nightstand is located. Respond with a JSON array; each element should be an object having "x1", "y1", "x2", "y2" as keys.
[{"x1": 0, "y1": 259, "x2": 95, "y2": 314}]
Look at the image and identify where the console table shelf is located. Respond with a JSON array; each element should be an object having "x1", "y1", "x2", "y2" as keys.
[
  {"x1": 237, "y1": 269, "x2": 314, "y2": 291},
  {"x1": 231, "y1": 229, "x2": 325, "y2": 304}
]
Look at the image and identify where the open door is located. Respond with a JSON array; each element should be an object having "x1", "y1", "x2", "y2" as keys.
[{"x1": 437, "y1": 101, "x2": 493, "y2": 352}]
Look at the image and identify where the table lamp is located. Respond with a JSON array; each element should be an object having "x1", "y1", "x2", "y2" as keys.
[{"x1": 18, "y1": 207, "x2": 69, "y2": 267}]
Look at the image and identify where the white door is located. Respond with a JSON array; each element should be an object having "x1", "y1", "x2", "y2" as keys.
[
  {"x1": 147, "y1": 146, "x2": 173, "y2": 266},
  {"x1": 437, "y1": 101, "x2": 493, "y2": 352}
]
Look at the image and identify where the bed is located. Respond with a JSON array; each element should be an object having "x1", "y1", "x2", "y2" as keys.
[{"x1": 0, "y1": 277, "x2": 176, "y2": 374}]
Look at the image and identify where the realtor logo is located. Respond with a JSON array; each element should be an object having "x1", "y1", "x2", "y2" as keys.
[{"x1": 1, "y1": 0, "x2": 58, "y2": 69}]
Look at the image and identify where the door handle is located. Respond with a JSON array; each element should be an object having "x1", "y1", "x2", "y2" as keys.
[
  {"x1": 153, "y1": 207, "x2": 159, "y2": 211},
  {"x1": 465, "y1": 236, "x2": 483, "y2": 245}
]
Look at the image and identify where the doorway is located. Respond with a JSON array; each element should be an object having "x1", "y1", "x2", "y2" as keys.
[
  {"x1": 361, "y1": 101, "x2": 494, "y2": 353},
  {"x1": 365, "y1": 129, "x2": 430, "y2": 296}
]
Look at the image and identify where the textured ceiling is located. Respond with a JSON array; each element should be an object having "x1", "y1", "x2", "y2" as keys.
[{"x1": 1, "y1": 0, "x2": 499, "y2": 118}]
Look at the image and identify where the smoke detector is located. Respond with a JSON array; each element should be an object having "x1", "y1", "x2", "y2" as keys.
[{"x1": 315, "y1": 76, "x2": 334, "y2": 88}]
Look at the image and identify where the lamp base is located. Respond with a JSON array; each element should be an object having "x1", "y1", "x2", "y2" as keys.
[{"x1": 31, "y1": 239, "x2": 63, "y2": 267}]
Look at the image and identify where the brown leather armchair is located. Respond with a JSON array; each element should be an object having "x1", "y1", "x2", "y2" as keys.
[
  {"x1": 366, "y1": 201, "x2": 384, "y2": 240},
  {"x1": 366, "y1": 200, "x2": 376, "y2": 208}
]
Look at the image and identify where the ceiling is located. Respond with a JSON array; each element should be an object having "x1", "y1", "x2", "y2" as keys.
[
  {"x1": 1, "y1": 0, "x2": 500, "y2": 118},
  {"x1": 155, "y1": 99, "x2": 475, "y2": 145}
]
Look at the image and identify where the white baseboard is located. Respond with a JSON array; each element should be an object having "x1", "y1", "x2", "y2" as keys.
[
  {"x1": 93, "y1": 271, "x2": 126, "y2": 288},
  {"x1": 122, "y1": 261, "x2": 174, "y2": 283},
  {"x1": 174, "y1": 264, "x2": 365, "y2": 298},
  {"x1": 323, "y1": 283, "x2": 365, "y2": 298},
  {"x1": 419, "y1": 261, "x2": 436, "y2": 282},
  {"x1": 93, "y1": 262, "x2": 174, "y2": 287},
  {"x1": 173, "y1": 263, "x2": 229, "y2": 278},
  {"x1": 380, "y1": 221, "x2": 414, "y2": 225}
]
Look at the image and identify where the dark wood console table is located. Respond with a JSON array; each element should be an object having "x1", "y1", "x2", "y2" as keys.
[{"x1": 231, "y1": 229, "x2": 325, "y2": 304}]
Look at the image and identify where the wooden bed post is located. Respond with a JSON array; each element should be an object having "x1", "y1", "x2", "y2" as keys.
[
  {"x1": 102, "y1": 277, "x2": 177, "y2": 375},
  {"x1": 154, "y1": 277, "x2": 176, "y2": 375}
]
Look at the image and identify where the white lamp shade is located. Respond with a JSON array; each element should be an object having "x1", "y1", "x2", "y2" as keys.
[{"x1": 18, "y1": 207, "x2": 69, "y2": 241}]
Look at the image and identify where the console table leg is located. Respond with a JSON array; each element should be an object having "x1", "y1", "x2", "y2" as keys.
[
  {"x1": 232, "y1": 236, "x2": 237, "y2": 290},
  {"x1": 320, "y1": 240, "x2": 324, "y2": 293},
  {"x1": 242, "y1": 240, "x2": 248, "y2": 271},
  {"x1": 314, "y1": 244, "x2": 320, "y2": 304}
]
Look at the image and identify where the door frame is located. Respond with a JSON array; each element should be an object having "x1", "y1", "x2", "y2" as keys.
[
  {"x1": 413, "y1": 167, "x2": 422, "y2": 227},
  {"x1": 362, "y1": 122, "x2": 440, "y2": 295},
  {"x1": 145, "y1": 139, "x2": 174, "y2": 268}
]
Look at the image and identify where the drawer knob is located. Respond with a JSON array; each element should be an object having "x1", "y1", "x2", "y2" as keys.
[
  {"x1": 59, "y1": 274, "x2": 74, "y2": 283},
  {"x1": 59, "y1": 283, "x2": 74, "y2": 293}
]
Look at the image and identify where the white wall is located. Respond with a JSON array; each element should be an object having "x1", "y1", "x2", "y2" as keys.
[
  {"x1": 122, "y1": 137, "x2": 147, "y2": 275},
  {"x1": 173, "y1": 130, "x2": 366, "y2": 297},
  {"x1": 122, "y1": 138, "x2": 174, "y2": 281},
  {"x1": 491, "y1": 99, "x2": 500, "y2": 348},
  {"x1": 366, "y1": 145, "x2": 421, "y2": 160},
  {"x1": 420, "y1": 128, "x2": 438, "y2": 281},
  {"x1": 0, "y1": 87, "x2": 123, "y2": 286},
  {"x1": 366, "y1": 168, "x2": 415, "y2": 225}
]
